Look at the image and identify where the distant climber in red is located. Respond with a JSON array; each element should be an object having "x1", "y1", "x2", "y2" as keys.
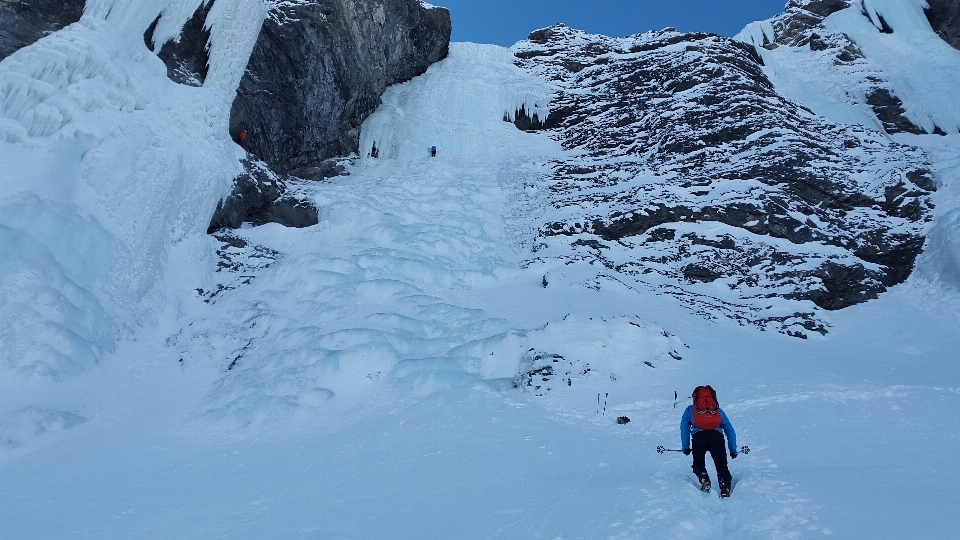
[{"x1": 239, "y1": 129, "x2": 247, "y2": 145}]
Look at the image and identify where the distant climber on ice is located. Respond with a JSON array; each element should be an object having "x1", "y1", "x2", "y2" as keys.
[
  {"x1": 238, "y1": 129, "x2": 247, "y2": 146},
  {"x1": 429, "y1": 145, "x2": 437, "y2": 157},
  {"x1": 681, "y1": 385, "x2": 738, "y2": 497}
]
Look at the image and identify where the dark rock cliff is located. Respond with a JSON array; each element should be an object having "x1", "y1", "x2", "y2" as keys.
[
  {"x1": 926, "y1": 0, "x2": 960, "y2": 50},
  {"x1": 142, "y1": 0, "x2": 451, "y2": 231},
  {"x1": 230, "y1": 0, "x2": 451, "y2": 177},
  {"x1": 206, "y1": 158, "x2": 320, "y2": 234},
  {"x1": 144, "y1": 0, "x2": 213, "y2": 87},
  {"x1": 0, "y1": 0, "x2": 84, "y2": 60},
  {"x1": 513, "y1": 24, "x2": 934, "y2": 337}
]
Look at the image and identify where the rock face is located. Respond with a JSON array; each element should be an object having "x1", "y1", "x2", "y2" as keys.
[
  {"x1": 926, "y1": 0, "x2": 960, "y2": 50},
  {"x1": 144, "y1": 0, "x2": 213, "y2": 87},
  {"x1": 0, "y1": 0, "x2": 84, "y2": 60},
  {"x1": 142, "y1": 0, "x2": 451, "y2": 232},
  {"x1": 230, "y1": 0, "x2": 451, "y2": 176},
  {"x1": 513, "y1": 24, "x2": 934, "y2": 337},
  {"x1": 207, "y1": 158, "x2": 319, "y2": 233}
]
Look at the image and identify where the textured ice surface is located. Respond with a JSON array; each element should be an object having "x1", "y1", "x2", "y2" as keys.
[{"x1": 0, "y1": 0, "x2": 265, "y2": 376}]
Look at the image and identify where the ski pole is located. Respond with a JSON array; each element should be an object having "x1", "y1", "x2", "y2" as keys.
[{"x1": 658, "y1": 445, "x2": 750, "y2": 455}]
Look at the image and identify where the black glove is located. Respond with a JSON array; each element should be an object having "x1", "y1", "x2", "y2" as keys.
[
  {"x1": 683, "y1": 448, "x2": 692, "y2": 455},
  {"x1": 730, "y1": 451, "x2": 738, "y2": 459}
]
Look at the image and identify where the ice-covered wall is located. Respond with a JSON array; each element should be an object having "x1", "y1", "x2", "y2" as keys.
[
  {"x1": 0, "y1": 0, "x2": 267, "y2": 377},
  {"x1": 927, "y1": 207, "x2": 960, "y2": 288},
  {"x1": 358, "y1": 43, "x2": 551, "y2": 164},
  {"x1": 828, "y1": 0, "x2": 960, "y2": 133}
]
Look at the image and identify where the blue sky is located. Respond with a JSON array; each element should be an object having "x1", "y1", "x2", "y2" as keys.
[{"x1": 435, "y1": 0, "x2": 788, "y2": 46}]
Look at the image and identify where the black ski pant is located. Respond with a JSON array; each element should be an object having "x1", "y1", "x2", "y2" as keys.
[{"x1": 691, "y1": 430, "x2": 731, "y2": 490}]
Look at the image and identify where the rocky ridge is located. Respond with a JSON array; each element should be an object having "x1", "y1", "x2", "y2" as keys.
[{"x1": 512, "y1": 24, "x2": 934, "y2": 337}]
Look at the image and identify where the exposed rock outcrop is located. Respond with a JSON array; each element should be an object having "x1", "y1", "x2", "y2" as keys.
[
  {"x1": 144, "y1": 0, "x2": 213, "y2": 87},
  {"x1": 865, "y1": 87, "x2": 925, "y2": 135},
  {"x1": 926, "y1": 0, "x2": 960, "y2": 50},
  {"x1": 207, "y1": 158, "x2": 319, "y2": 233},
  {"x1": 0, "y1": 0, "x2": 84, "y2": 60},
  {"x1": 514, "y1": 25, "x2": 934, "y2": 337},
  {"x1": 230, "y1": 0, "x2": 451, "y2": 175}
]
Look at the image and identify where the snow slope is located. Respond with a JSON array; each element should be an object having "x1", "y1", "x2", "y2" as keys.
[
  {"x1": 737, "y1": 0, "x2": 960, "y2": 134},
  {"x1": 3, "y1": 13, "x2": 960, "y2": 540}
]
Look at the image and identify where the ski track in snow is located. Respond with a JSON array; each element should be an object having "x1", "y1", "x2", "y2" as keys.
[{"x1": 2, "y1": 11, "x2": 960, "y2": 540}]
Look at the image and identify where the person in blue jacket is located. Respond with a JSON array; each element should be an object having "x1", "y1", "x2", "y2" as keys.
[{"x1": 680, "y1": 386, "x2": 738, "y2": 496}]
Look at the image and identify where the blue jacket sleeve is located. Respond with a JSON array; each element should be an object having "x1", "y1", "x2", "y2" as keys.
[
  {"x1": 719, "y1": 410, "x2": 737, "y2": 453},
  {"x1": 680, "y1": 406, "x2": 692, "y2": 450}
]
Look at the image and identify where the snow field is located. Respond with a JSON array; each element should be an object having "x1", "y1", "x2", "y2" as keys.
[
  {"x1": 2, "y1": 17, "x2": 960, "y2": 540},
  {"x1": 7, "y1": 288, "x2": 959, "y2": 539},
  {"x1": 157, "y1": 43, "x2": 565, "y2": 427}
]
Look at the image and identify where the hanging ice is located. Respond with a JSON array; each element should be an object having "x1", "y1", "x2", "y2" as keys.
[
  {"x1": 359, "y1": 43, "x2": 552, "y2": 164},
  {"x1": 0, "y1": 0, "x2": 267, "y2": 377}
]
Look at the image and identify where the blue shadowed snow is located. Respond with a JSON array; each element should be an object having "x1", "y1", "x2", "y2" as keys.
[{"x1": 2, "y1": 6, "x2": 960, "y2": 540}]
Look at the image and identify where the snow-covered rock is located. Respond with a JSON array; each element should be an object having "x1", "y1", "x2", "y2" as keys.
[
  {"x1": 143, "y1": 0, "x2": 215, "y2": 87},
  {"x1": 736, "y1": 0, "x2": 960, "y2": 135},
  {"x1": 511, "y1": 24, "x2": 935, "y2": 337},
  {"x1": 206, "y1": 157, "x2": 319, "y2": 231}
]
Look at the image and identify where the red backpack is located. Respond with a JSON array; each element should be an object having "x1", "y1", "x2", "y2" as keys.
[{"x1": 692, "y1": 385, "x2": 721, "y2": 430}]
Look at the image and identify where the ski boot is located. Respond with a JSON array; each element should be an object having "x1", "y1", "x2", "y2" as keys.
[
  {"x1": 697, "y1": 474, "x2": 711, "y2": 493},
  {"x1": 718, "y1": 480, "x2": 731, "y2": 498}
]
